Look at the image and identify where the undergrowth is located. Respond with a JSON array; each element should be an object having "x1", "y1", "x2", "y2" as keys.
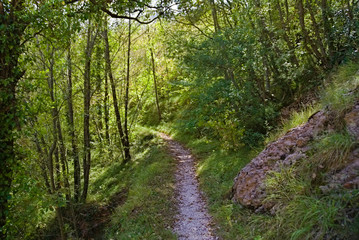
[
  {"x1": 36, "y1": 126, "x2": 177, "y2": 239},
  {"x1": 159, "y1": 62, "x2": 359, "y2": 240}
]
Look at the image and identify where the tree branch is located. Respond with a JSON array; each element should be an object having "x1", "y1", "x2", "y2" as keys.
[{"x1": 100, "y1": 7, "x2": 162, "y2": 24}]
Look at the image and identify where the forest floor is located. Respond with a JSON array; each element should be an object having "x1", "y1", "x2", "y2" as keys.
[{"x1": 160, "y1": 133, "x2": 216, "y2": 240}]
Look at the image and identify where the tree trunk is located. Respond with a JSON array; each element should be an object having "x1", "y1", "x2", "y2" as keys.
[
  {"x1": 47, "y1": 50, "x2": 67, "y2": 239},
  {"x1": 66, "y1": 46, "x2": 81, "y2": 202},
  {"x1": 56, "y1": 207, "x2": 66, "y2": 240},
  {"x1": 306, "y1": 1, "x2": 328, "y2": 66},
  {"x1": 123, "y1": 20, "x2": 132, "y2": 163},
  {"x1": 103, "y1": 22, "x2": 128, "y2": 162},
  {"x1": 33, "y1": 132, "x2": 52, "y2": 192},
  {"x1": 82, "y1": 24, "x2": 96, "y2": 202},
  {"x1": 57, "y1": 117, "x2": 71, "y2": 200},
  {"x1": 150, "y1": 48, "x2": 162, "y2": 122},
  {"x1": 321, "y1": 0, "x2": 334, "y2": 62},
  {"x1": 296, "y1": 0, "x2": 327, "y2": 67},
  {"x1": 104, "y1": 72, "x2": 110, "y2": 143},
  {"x1": 276, "y1": 0, "x2": 299, "y2": 66},
  {"x1": 209, "y1": 0, "x2": 221, "y2": 32}
]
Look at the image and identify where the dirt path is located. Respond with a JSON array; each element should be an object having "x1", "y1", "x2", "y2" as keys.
[{"x1": 160, "y1": 133, "x2": 216, "y2": 240}]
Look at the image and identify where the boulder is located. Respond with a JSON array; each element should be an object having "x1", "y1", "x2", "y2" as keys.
[{"x1": 232, "y1": 104, "x2": 359, "y2": 211}]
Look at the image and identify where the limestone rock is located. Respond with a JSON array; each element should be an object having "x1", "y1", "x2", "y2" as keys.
[{"x1": 232, "y1": 103, "x2": 359, "y2": 211}]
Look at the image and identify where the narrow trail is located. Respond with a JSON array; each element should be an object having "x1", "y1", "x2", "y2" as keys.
[{"x1": 160, "y1": 133, "x2": 216, "y2": 240}]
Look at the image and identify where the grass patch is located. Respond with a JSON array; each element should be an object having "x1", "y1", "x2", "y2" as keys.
[
  {"x1": 321, "y1": 62, "x2": 359, "y2": 114},
  {"x1": 266, "y1": 105, "x2": 319, "y2": 143},
  {"x1": 309, "y1": 132, "x2": 355, "y2": 171},
  {"x1": 101, "y1": 127, "x2": 177, "y2": 239},
  {"x1": 78, "y1": 126, "x2": 177, "y2": 239},
  {"x1": 264, "y1": 167, "x2": 310, "y2": 209}
]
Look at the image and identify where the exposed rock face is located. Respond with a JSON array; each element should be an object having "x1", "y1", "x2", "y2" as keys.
[{"x1": 232, "y1": 104, "x2": 359, "y2": 211}]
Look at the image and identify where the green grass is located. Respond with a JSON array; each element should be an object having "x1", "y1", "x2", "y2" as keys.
[
  {"x1": 309, "y1": 132, "x2": 354, "y2": 171},
  {"x1": 266, "y1": 105, "x2": 319, "y2": 143},
  {"x1": 266, "y1": 62, "x2": 359, "y2": 145},
  {"x1": 88, "y1": 126, "x2": 177, "y2": 239},
  {"x1": 321, "y1": 62, "x2": 359, "y2": 114},
  {"x1": 264, "y1": 167, "x2": 310, "y2": 209}
]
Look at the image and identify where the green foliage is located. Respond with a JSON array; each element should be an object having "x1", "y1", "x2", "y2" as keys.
[
  {"x1": 164, "y1": 0, "x2": 359, "y2": 147},
  {"x1": 4, "y1": 0, "x2": 359, "y2": 238},
  {"x1": 5, "y1": 152, "x2": 57, "y2": 239}
]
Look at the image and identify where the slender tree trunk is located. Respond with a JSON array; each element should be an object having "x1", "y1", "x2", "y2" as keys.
[
  {"x1": 297, "y1": 0, "x2": 327, "y2": 66},
  {"x1": 56, "y1": 207, "x2": 66, "y2": 240},
  {"x1": 321, "y1": 0, "x2": 334, "y2": 62},
  {"x1": 57, "y1": 118, "x2": 71, "y2": 200},
  {"x1": 95, "y1": 46, "x2": 103, "y2": 143},
  {"x1": 82, "y1": 30, "x2": 90, "y2": 202},
  {"x1": 33, "y1": 132, "x2": 51, "y2": 192},
  {"x1": 149, "y1": 48, "x2": 162, "y2": 122},
  {"x1": 306, "y1": 1, "x2": 327, "y2": 63},
  {"x1": 103, "y1": 22, "x2": 128, "y2": 162},
  {"x1": 209, "y1": 0, "x2": 221, "y2": 32},
  {"x1": 35, "y1": 129, "x2": 73, "y2": 240},
  {"x1": 47, "y1": 139, "x2": 57, "y2": 192},
  {"x1": 66, "y1": 46, "x2": 81, "y2": 202},
  {"x1": 123, "y1": 20, "x2": 132, "y2": 163},
  {"x1": 276, "y1": 0, "x2": 299, "y2": 66},
  {"x1": 47, "y1": 50, "x2": 67, "y2": 240},
  {"x1": 104, "y1": 73, "x2": 110, "y2": 143},
  {"x1": 82, "y1": 24, "x2": 95, "y2": 202}
]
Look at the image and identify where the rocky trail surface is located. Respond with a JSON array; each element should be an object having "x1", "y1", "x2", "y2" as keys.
[{"x1": 160, "y1": 133, "x2": 216, "y2": 240}]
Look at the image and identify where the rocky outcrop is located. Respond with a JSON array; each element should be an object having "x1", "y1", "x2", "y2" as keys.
[{"x1": 232, "y1": 103, "x2": 359, "y2": 211}]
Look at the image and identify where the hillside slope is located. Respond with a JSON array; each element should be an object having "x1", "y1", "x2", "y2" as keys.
[
  {"x1": 231, "y1": 64, "x2": 359, "y2": 239},
  {"x1": 160, "y1": 63, "x2": 359, "y2": 240}
]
